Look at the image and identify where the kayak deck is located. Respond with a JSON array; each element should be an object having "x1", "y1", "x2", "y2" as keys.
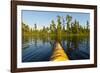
[{"x1": 51, "y1": 42, "x2": 69, "y2": 61}]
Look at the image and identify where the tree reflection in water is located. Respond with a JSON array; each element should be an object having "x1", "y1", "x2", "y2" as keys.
[{"x1": 22, "y1": 34, "x2": 90, "y2": 62}]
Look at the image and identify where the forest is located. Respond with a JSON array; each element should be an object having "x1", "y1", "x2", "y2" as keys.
[{"x1": 22, "y1": 15, "x2": 90, "y2": 42}]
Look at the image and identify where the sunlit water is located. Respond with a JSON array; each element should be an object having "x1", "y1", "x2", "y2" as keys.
[{"x1": 22, "y1": 36, "x2": 90, "y2": 62}]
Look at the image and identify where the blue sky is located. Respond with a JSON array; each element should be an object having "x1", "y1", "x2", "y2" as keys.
[{"x1": 22, "y1": 10, "x2": 90, "y2": 29}]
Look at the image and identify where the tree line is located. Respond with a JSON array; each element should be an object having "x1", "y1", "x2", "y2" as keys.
[{"x1": 22, "y1": 15, "x2": 89, "y2": 39}]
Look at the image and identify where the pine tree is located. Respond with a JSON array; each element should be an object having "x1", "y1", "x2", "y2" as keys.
[{"x1": 66, "y1": 15, "x2": 72, "y2": 33}]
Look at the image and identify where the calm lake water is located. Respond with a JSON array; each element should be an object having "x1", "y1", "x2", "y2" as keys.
[{"x1": 22, "y1": 36, "x2": 90, "y2": 62}]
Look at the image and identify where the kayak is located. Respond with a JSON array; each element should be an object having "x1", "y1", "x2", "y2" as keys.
[{"x1": 51, "y1": 42, "x2": 69, "y2": 61}]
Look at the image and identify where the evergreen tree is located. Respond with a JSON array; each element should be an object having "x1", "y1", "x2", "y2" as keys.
[
  {"x1": 66, "y1": 15, "x2": 72, "y2": 31},
  {"x1": 34, "y1": 23, "x2": 37, "y2": 31},
  {"x1": 51, "y1": 20, "x2": 56, "y2": 32},
  {"x1": 86, "y1": 20, "x2": 89, "y2": 32},
  {"x1": 62, "y1": 16, "x2": 65, "y2": 31},
  {"x1": 57, "y1": 15, "x2": 62, "y2": 30}
]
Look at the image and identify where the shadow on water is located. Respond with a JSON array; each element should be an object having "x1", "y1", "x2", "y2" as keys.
[{"x1": 22, "y1": 34, "x2": 90, "y2": 62}]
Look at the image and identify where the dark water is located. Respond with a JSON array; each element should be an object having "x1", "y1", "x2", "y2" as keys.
[{"x1": 22, "y1": 35, "x2": 90, "y2": 62}]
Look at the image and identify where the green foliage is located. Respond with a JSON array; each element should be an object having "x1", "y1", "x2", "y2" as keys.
[
  {"x1": 34, "y1": 23, "x2": 37, "y2": 31},
  {"x1": 50, "y1": 20, "x2": 56, "y2": 33},
  {"x1": 66, "y1": 15, "x2": 72, "y2": 31},
  {"x1": 22, "y1": 14, "x2": 90, "y2": 42},
  {"x1": 57, "y1": 15, "x2": 62, "y2": 30},
  {"x1": 71, "y1": 20, "x2": 79, "y2": 34}
]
